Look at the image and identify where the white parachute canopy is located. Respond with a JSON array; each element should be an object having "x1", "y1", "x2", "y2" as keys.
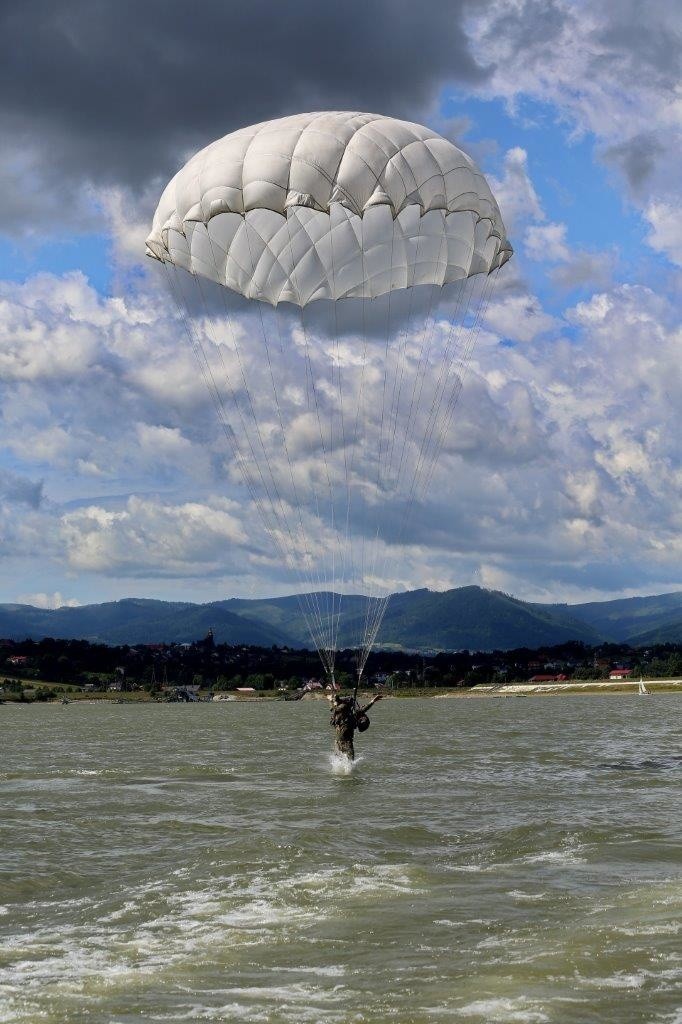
[{"x1": 147, "y1": 111, "x2": 512, "y2": 678}]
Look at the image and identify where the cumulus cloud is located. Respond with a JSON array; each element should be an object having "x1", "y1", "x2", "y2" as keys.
[
  {"x1": 524, "y1": 222, "x2": 569, "y2": 262},
  {"x1": 1, "y1": 1, "x2": 680, "y2": 607},
  {"x1": 468, "y1": 0, "x2": 682, "y2": 265},
  {"x1": 61, "y1": 496, "x2": 250, "y2": 577},
  {"x1": 0, "y1": 263, "x2": 678, "y2": 601},
  {"x1": 0, "y1": 271, "x2": 218, "y2": 485},
  {"x1": 523, "y1": 222, "x2": 614, "y2": 292},
  {"x1": 484, "y1": 290, "x2": 557, "y2": 343},
  {"x1": 0, "y1": 469, "x2": 43, "y2": 508},
  {"x1": 644, "y1": 201, "x2": 682, "y2": 267},
  {"x1": 488, "y1": 146, "x2": 544, "y2": 230},
  {"x1": 0, "y1": 0, "x2": 490, "y2": 238}
]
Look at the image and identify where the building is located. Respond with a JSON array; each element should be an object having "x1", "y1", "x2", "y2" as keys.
[{"x1": 609, "y1": 668, "x2": 633, "y2": 680}]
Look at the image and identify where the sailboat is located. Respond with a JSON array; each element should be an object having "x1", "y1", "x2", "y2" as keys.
[{"x1": 638, "y1": 677, "x2": 649, "y2": 695}]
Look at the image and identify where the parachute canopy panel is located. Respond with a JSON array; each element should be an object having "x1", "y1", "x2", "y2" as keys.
[{"x1": 146, "y1": 111, "x2": 512, "y2": 306}]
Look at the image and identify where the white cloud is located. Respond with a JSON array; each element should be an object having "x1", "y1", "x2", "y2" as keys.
[
  {"x1": 488, "y1": 146, "x2": 544, "y2": 230},
  {"x1": 0, "y1": 262, "x2": 680, "y2": 603},
  {"x1": 524, "y1": 222, "x2": 569, "y2": 263},
  {"x1": 61, "y1": 496, "x2": 250, "y2": 577},
  {"x1": 644, "y1": 201, "x2": 682, "y2": 266},
  {"x1": 484, "y1": 291, "x2": 558, "y2": 343},
  {"x1": 467, "y1": 0, "x2": 682, "y2": 265},
  {"x1": 17, "y1": 591, "x2": 80, "y2": 609}
]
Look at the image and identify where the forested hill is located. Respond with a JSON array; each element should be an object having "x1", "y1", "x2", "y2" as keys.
[{"x1": 1, "y1": 587, "x2": 681, "y2": 651}]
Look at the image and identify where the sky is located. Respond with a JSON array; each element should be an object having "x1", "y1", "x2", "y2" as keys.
[{"x1": 0, "y1": 0, "x2": 680, "y2": 610}]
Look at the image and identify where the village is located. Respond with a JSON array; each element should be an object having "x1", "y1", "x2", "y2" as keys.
[{"x1": 1, "y1": 630, "x2": 681, "y2": 702}]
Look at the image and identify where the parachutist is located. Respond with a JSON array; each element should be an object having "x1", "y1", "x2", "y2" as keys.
[{"x1": 330, "y1": 692, "x2": 383, "y2": 760}]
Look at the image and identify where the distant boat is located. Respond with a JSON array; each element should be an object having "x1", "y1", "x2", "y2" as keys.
[{"x1": 638, "y1": 677, "x2": 649, "y2": 695}]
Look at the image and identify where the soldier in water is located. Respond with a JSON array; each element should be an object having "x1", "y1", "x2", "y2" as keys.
[{"x1": 330, "y1": 692, "x2": 384, "y2": 760}]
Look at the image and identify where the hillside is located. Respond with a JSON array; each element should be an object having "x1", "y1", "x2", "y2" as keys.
[
  {"x1": 562, "y1": 592, "x2": 682, "y2": 643},
  {"x1": 2, "y1": 586, "x2": 680, "y2": 651},
  {"x1": 370, "y1": 587, "x2": 602, "y2": 650},
  {"x1": 0, "y1": 598, "x2": 291, "y2": 647}
]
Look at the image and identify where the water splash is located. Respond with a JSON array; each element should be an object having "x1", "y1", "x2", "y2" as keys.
[{"x1": 328, "y1": 752, "x2": 363, "y2": 776}]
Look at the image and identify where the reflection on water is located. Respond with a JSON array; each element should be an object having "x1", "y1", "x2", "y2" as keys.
[{"x1": 0, "y1": 696, "x2": 680, "y2": 1023}]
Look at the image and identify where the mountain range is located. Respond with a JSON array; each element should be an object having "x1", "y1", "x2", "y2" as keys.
[{"x1": 1, "y1": 586, "x2": 681, "y2": 651}]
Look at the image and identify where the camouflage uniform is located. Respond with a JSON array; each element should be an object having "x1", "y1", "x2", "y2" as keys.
[{"x1": 330, "y1": 697, "x2": 357, "y2": 759}]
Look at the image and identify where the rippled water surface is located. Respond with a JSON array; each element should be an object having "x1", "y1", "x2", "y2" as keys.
[{"x1": 1, "y1": 696, "x2": 680, "y2": 1023}]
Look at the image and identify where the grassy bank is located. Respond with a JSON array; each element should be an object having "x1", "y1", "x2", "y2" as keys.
[{"x1": 2, "y1": 679, "x2": 681, "y2": 704}]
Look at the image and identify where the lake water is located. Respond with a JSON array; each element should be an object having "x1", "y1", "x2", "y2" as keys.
[{"x1": 1, "y1": 696, "x2": 680, "y2": 1023}]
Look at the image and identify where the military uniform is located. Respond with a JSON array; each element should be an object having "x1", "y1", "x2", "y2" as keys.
[{"x1": 330, "y1": 697, "x2": 357, "y2": 758}]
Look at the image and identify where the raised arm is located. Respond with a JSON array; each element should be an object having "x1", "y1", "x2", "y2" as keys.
[{"x1": 359, "y1": 693, "x2": 384, "y2": 713}]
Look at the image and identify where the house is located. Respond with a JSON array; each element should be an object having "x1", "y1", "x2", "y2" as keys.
[
  {"x1": 609, "y1": 668, "x2": 633, "y2": 680},
  {"x1": 529, "y1": 673, "x2": 569, "y2": 683},
  {"x1": 7, "y1": 655, "x2": 28, "y2": 666}
]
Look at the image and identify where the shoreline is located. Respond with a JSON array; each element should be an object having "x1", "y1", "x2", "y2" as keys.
[{"x1": 2, "y1": 678, "x2": 681, "y2": 704}]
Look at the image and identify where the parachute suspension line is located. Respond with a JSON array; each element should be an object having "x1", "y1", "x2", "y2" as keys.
[
  {"x1": 360, "y1": 276, "x2": 473, "y2": 655},
  {"x1": 376, "y1": 216, "x2": 397, "y2": 499},
  {"x1": 272, "y1": 302, "x2": 335, "y2": 666},
  {"x1": 164, "y1": 263, "x2": 282, "y2": 540},
  {"x1": 377, "y1": 269, "x2": 497, "y2": 644},
  {"x1": 391, "y1": 167, "x2": 451, "y2": 500},
  {"x1": 327, "y1": 209, "x2": 352, "y2": 664},
  {"x1": 409, "y1": 272, "x2": 489, "y2": 506},
  {"x1": 358, "y1": 214, "x2": 395, "y2": 679},
  {"x1": 357, "y1": 214, "x2": 374, "y2": 668},
  {"x1": 163, "y1": 263, "x2": 332, "y2": 664},
  {"x1": 192, "y1": 243, "x2": 330, "y2": 670},
  {"x1": 355, "y1": 213, "x2": 383, "y2": 678},
  {"x1": 423, "y1": 268, "x2": 499, "y2": 492},
  {"x1": 361, "y1": 220, "x2": 435, "y2": 662},
  {"x1": 383, "y1": 233, "x2": 426, "y2": 493},
  {"x1": 237, "y1": 223, "x2": 334, "y2": 672},
  {"x1": 364, "y1": 276, "x2": 496, "y2": 656},
  {"x1": 365, "y1": 269, "x2": 494, "y2": 655},
  {"x1": 248, "y1": 299, "x2": 330, "y2": 659},
  {"x1": 162, "y1": 263, "x2": 250, "y2": 496},
  {"x1": 398, "y1": 172, "x2": 453, "y2": 496},
  {"x1": 403, "y1": 273, "x2": 476, "y2": 505},
  {"x1": 283, "y1": 210, "x2": 338, "y2": 677},
  {"x1": 298, "y1": 260, "x2": 337, "y2": 676},
  {"x1": 269, "y1": 304, "x2": 331, "y2": 655},
  {"x1": 391, "y1": 221, "x2": 449, "y2": 497},
  {"x1": 226, "y1": 222, "x2": 333, "y2": 657}
]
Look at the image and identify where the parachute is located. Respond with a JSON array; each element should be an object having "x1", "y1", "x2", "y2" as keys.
[{"x1": 146, "y1": 111, "x2": 512, "y2": 682}]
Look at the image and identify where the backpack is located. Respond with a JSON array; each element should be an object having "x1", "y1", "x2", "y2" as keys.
[{"x1": 355, "y1": 711, "x2": 370, "y2": 732}]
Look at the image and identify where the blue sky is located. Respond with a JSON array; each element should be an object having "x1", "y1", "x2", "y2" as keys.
[{"x1": 0, "y1": 0, "x2": 680, "y2": 610}]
